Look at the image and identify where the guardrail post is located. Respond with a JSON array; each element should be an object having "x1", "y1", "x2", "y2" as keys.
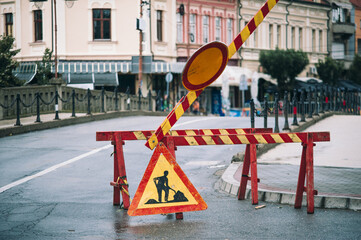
[
  {"x1": 14, "y1": 94, "x2": 21, "y2": 126},
  {"x1": 356, "y1": 90, "x2": 359, "y2": 115},
  {"x1": 263, "y1": 96, "x2": 268, "y2": 128},
  {"x1": 282, "y1": 91, "x2": 290, "y2": 130},
  {"x1": 292, "y1": 89, "x2": 299, "y2": 126},
  {"x1": 250, "y1": 99, "x2": 255, "y2": 128},
  {"x1": 156, "y1": 90, "x2": 161, "y2": 111},
  {"x1": 101, "y1": 87, "x2": 105, "y2": 113},
  {"x1": 71, "y1": 89, "x2": 76, "y2": 117},
  {"x1": 300, "y1": 89, "x2": 306, "y2": 122},
  {"x1": 314, "y1": 88, "x2": 319, "y2": 116},
  {"x1": 114, "y1": 88, "x2": 119, "y2": 111},
  {"x1": 54, "y1": 91, "x2": 60, "y2": 120},
  {"x1": 307, "y1": 87, "x2": 312, "y2": 118},
  {"x1": 87, "y1": 88, "x2": 91, "y2": 115},
  {"x1": 148, "y1": 89, "x2": 152, "y2": 111},
  {"x1": 319, "y1": 88, "x2": 324, "y2": 114},
  {"x1": 342, "y1": 89, "x2": 346, "y2": 112},
  {"x1": 138, "y1": 88, "x2": 141, "y2": 111},
  {"x1": 357, "y1": 89, "x2": 361, "y2": 115},
  {"x1": 35, "y1": 93, "x2": 41, "y2": 123},
  {"x1": 126, "y1": 86, "x2": 130, "y2": 111},
  {"x1": 274, "y1": 92, "x2": 280, "y2": 133}
]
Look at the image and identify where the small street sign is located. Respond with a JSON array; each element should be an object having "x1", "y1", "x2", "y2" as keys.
[
  {"x1": 128, "y1": 143, "x2": 207, "y2": 216},
  {"x1": 165, "y1": 72, "x2": 173, "y2": 83},
  {"x1": 239, "y1": 74, "x2": 248, "y2": 91}
]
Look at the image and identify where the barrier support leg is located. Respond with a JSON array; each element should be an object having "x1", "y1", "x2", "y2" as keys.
[
  {"x1": 295, "y1": 143, "x2": 307, "y2": 209},
  {"x1": 163, "y1": 137, "x2": 183, "y2": 220},
  {"x1": 238, "y1": 144, "x2": 251, "y2": 200},
  {"x1": 113, "y1": 133, "x2": 130, "y2": 209},
  {"x1": 250, "y1": 144, "x2": 258, "y2": 205},
  {"x1": 306, "y1": 133, "x2": 315, "y2": 214}
]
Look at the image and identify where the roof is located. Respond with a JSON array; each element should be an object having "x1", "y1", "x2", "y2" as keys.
[{"x1": 350, "y1": 0, "x2": 361, "y2": 8}]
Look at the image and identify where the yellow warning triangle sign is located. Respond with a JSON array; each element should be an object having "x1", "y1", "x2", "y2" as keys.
[{"x1": 128, "y1": 143, "x2": 207, "y2": 216}]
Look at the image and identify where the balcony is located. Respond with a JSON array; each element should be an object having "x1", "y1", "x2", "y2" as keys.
[{"x1": 332, "y1": 22, "x2": 355, "y2": 40}]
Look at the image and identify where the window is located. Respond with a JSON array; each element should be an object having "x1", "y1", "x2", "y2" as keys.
[
  {"x1": 176, "y1": 13, "x2": 183, "y2": 43},
  {"x1": 276, "y1": 25, "x2": 281, "y2": 48},
  {"x1": 93, "y1": 9, "x2": 111, "y2": 40},
  {"x1": 291, "y1": 27, "x2": 295, "y2": 49},
  {"x1": 254, "y1": 29, "x2": 257, "y2": 48},
  {"x1": 156, "y1": 10, "x2": 163, "y2": 41},
  {"x1": 34, "y1": 10, "x2": 43, "y2": 41},
  {"x1": 312, "y1": 29, "x2": 316, "y2": 51},
  {"x1": 215, "y1": 17, "x2": 221, "y2": 41},
  {"x1": 244, "y1": 21, "x2": 248, "y2": 47},
  {"x1": 319, "y1": 30, "x2": 322, "y2": 52},
  {"x1": 269, "y1": 24, "x2": 273, "y2": 49},
  {"x1": 203, "y1": 16, "x2": 209, "y2": 43},
  {"x1": 5, "y1": 13, "x2": 13, "y2": 36},
  {"x1": 226, "y1": 18, "x2": 233, "y2": 45},
  {"x1": 332, "y1": 5, "x2": 350, "y2": 23},
  {"x1": 299, "y1": 28, "x2": 303, "y2": 50},
  {"x1": 189, "y1": 14, "x2": 196, "y2": 43}
]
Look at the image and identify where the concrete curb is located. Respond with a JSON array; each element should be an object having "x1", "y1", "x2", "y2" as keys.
[
  {"x1": 217, "y1": 162, "x2": 361, "y2": 211},
  {"x1": 0, "y1": 110, "x2": 173, "y2": 138}
]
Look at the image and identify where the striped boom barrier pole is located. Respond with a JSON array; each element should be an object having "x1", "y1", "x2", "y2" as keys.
[
  {"x1": 96, "y1": 128, "x2": 273, "y2": 141},
  {"x1": 145, "y1": 0, "x2": 280, "y2": 150},
  {"x1": 170, "y1": 132, "x2": 330, "y2": 146},
  {"x1": 145, "y1": 90, "x2": 202, "y2": 149},
  {"x1": 227, "y1": 0, "x2": 279, "y2": 58}
]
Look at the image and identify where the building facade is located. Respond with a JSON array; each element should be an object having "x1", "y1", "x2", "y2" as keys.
[
  {"x1": 329, "y1": 0, "x2": 355, "y2": 67},
  {"x1": 351, "y1": 0, "x2": 361, "y2": 55},
  {"x1": 1, "y1": 0, "x2": 181, "y2": 107},
  {"x1": 2, "y1": 0, "x2": 357, "y2": 114}
]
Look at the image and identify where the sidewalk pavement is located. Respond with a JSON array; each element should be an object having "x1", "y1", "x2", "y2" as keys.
[{"x1": 218, "y1": 114, "x2": 361, "y2": 211}]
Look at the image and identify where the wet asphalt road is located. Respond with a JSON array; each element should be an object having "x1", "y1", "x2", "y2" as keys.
[{"x1": 0, "y1": 116, "x2": 360, "y2": 239}]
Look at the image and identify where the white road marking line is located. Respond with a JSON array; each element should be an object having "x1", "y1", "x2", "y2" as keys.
[{"x1": 0, "y1": 144, "x2": 112, "y2": 194}]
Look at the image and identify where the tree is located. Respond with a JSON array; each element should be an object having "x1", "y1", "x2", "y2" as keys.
[
  {"x1": 348, "y1": 54, "x2": 361, "y2": 85},
  {"x1": 259, "y1": 48, "x2": 309, "y2": 93},
  {"x1": 0, "y1": 35, "x2": 21, "y2": 88},
  {"x1": 34, "y1": 48, "x2": 54, "y2": 85},
  {"x1": 316, "y1": 57, "x2": 344, "y2": 86}
]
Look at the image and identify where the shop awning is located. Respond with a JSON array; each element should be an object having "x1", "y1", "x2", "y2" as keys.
[
  {"x1": 56, "y1": 61, "x2": 131, "y2": 74},
  {"x1": 210, "y1": 66, "x2": 254, "y2": 87},
  {"x1": 13, "y1": 63, "x2": 37, "y2": 85}
]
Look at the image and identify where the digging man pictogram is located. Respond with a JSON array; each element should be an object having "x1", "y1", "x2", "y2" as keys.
[{"x1": 153, "y1": 170, "x2": 170, "y2": 202}]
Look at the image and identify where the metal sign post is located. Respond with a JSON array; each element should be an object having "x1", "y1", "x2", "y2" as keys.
[
  {"x1": 239, "y1": 74, "x2": 248, "y2": 108},
  {"x1": 165, "y1": 72, "x2": 173, "y2": 97}
]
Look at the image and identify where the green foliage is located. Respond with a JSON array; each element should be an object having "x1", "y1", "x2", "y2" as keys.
[
  {"x1": 259, "y1": 48, "x2": 309, "y2": 93},
  {"x1": 316, "y1": 57, "x2": 344, "y2": 86},
  {"x1": 35, "y1": 48, "x2": 54, "y2": 85},
  {"x1": 0, "y1": 35, "x2": 21, "y2": 88},
  {"x1": 348, "y1": 54, "x2": 361, "y2": 85}
]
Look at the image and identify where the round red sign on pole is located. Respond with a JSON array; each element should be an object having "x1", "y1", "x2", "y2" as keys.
[{"x1": 182, "y1": 41, "x2": 229, "y2": 91}]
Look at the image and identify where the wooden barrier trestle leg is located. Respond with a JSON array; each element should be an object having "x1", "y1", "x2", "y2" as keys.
[
  {"x1": 294, "y1": 133, "x2": 317, "y2": 214},
  {"x1": 238, "y1": 144, "x2": 260, "y2": 204},
  {"x1": 111, "y1": 133, "x2": 131, "y2": 209},
  {"x1": 250, "y1": 144, "x2": 258, "y2": 205}
]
